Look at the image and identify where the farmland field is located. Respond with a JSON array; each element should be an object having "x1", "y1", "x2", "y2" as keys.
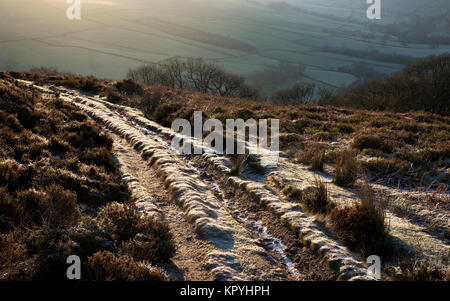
[{"x1": 0, "y1": 0, "x2": 449, "y2": 92}]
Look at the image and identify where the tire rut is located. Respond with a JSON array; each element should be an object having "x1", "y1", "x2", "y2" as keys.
[
  {"x1": 111, "y1": 131, "x2": 213, "y2": 281},
  {"x1": 85, "y1": 92, "x2": 371, "y2": 280}
]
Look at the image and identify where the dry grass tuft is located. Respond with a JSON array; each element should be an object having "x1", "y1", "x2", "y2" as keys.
[
  {"x1": 386, "y1": 259, "x2": 448, "y2": 281},
  {"x1": 301, "y1": 181, "x2": 333, "y2": 214},
  {"x1": 88, "y1": 251, "x2": 167, "y2": 281},
  {"x1": 99, "y1": 203, "x2": 175, "y2": 260},
  {"x1": 40, "y1": 184, "x2": 81, "y2": 229},
  {"x1": 281, "y1": 185, "x2": 303, "y2": 201},
  {"x1": 330, "y1": 181, "x2": 392, "y2": 257},
  {"x1": 283, "y1": 180, "x2": 333, "y2": 214},
  {"x1": 229, "y1": 154, "x2": 249, "y2": 176},
  {"x1": 334, "y1": 149, "x2": 358, "y2": 187},
  {"x1": 352, "y1": 134, "x2": 392, "y2": 153},
  {"x1": 296, "y1": 143, "x2": 325, "y2": 171}
]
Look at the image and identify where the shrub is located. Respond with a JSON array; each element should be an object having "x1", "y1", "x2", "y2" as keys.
[
  {"x1": 400, "y1": 146, "x2": 450, "y2": 167},
  {"x1": 312, "y1": 131, "x2": 334, "y2": 141},
  {"x1": 114, "y1": 79, "x2": 143, "y2": 96},
  {"x1": 369, "y1": 117, "x2": 395, "y2": 128},
  {"x1": 389, "y1": 260, "x2": 447, "y2": 281},
  {"x1": 363, "y1": 158, "x2": 410, "y2": 174},
  {"x1": 310, "y1": 148, "x2": 325, "y2": 171},
  {"x1": 336, "y1": 123, "x2": 354, "y2": 134},
  {"x1": 233, "y1": 108, "x2": 256, "y2": 120},
  {"x1": 2, "y1": 112, "x2": 23, "y2": 132},
  {"x1": 63, "y1": 122, "x2": 113, "y2": 150},
  {"x1": 26, "y1": 140, "x2": 48, "y2": 161},
  {"x1": 105, "y1": 88, "x2": 123, "y2": 104},
  {"x1": 361, "y1": 148, "x2": 383, "y2": 157},
  {"x1": 88, "y1": 251, "x2": 167, "y2": 281},
  {"x1": 0, "y1": 78, "x2": 172, "y2": 280},
  {"x1": 40, "y1": 184, "x2": 81, "y2": 229},
  {"x1": 279, "y1": 133, "x2": 303, "y2": 149},
  {"x1": 98, "y1": 203, "x2": 175, "y2": 262},
  {"x1": 301, "y1": 181, "x2": 332, "y2": 214},
  {"x1": 229, "y1": 154, "x2": 248, "y2": 176},
  {"x1": 281, "y1": 185, "x2": 303, "y2": 201},
  {"x1": 65, "y1": 153, "x2": 80, "y2": 172},
  {"x1": 1, "y1": 227, "x2": 79, "y2": 280},
  {"x1": 270, "y1": 176, "x2": 286, "y2": 190},
  {"x1": 69, "y1": 111, "x2": 87, "y2": 122},
  {"x1": 98, "y1": 203, "x2": 141, "y2": 242},
  {"x1": 68, "y1": 76, "x2": 102, "y2": 92},
  {"x1": 1, "y1": 187, "x2": 23, "y2": 232},
  {"x1": 0, "y1": 159, "x2": 33, "y2": 191},
  {"x1": 121, "y1": 234, "x2": 175, "y2": 263},
  {"x1": 121, "y1": 239, "x2": 157, "y2": 262},
  {"x1": 69, "y1": 217, "x2": 116, "y2": 259},
  {"x1": 48, "y1": 135, "x2": 70, "y2": 155},
  {"x1": 152, "y1": 103, "x2": 182, "y2": 127},
  {"x1": 141, "y1": 91, "x2": 162, "y2": 117},
  {"x1": 134, "y1": 217, "x2": 175, "y2": 262},
  {"x1": 80, "y1": 147, "x2": 116, "y2": 172},
  {"x1": 352, "y1": 134, "x2": 389, "y2": 152},
  {"x1": 30, "y1": 230, "x2": 78, "y2": 280},
  {"x1": 296, "y1": 143, "x2": 325, "y2": 171},
  {"x1": 0, "y1": 230, "x2": 27, "y2": 266},
  {"x1": 13, "y1": 189, "x2": 43, "y2": 226},
  {"x1": 247, "y1": 156, "x2": 266, "y2": 175},
  {"x1": 334, "y1": 149, "x2": 358, "y2": 187},
  {"x1": 330, "y1": 182, "x2": 392, "y2": 257}
]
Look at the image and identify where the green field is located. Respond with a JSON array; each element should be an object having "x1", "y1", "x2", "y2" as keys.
[{"x1": 1, "y1": 0, "x2": 449, "y2": 92}]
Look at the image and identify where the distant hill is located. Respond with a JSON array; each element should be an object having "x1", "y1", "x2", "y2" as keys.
[
  {"x1": 268, "y1": 0, "x2": 450, "y2": 17},
  {"x1": 319, "y1": 53, "x2": 450, "y2": 115}
]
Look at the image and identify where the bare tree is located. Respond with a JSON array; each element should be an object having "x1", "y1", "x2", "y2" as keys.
[
  {"x1": 127, "y1": 57, "x2": 261, "y2": 100},
  {"x1": 127, "y1": 65, "x2": 161, "y2": 86},
  {"x1": 273, "y1": 83, "x2": 316, "y2": 105},
  {"x1": 162, "y1": 57, "x2": 187, "y2": 89},
  {"x1": 186, "y1": 57, "x2": 219, "y2": 93}
]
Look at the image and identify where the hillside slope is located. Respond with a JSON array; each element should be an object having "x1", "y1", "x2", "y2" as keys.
[
  {"x1": 2, "y1": 70, "x2": 448, "y2": 280},
  {"x1": 320, "y1": 53, "x2": 450, "y2": 115},
  {"x1": 0, "y1": 75, "x2": 176, "y2": 280}
]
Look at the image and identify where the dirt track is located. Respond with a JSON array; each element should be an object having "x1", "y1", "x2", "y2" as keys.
[
  {"x1": 23, "y1": 81, "x2": 313, "y2": 280},
  {"x1": 22, "y1": 80, "x2": 448, "y2": 281}
]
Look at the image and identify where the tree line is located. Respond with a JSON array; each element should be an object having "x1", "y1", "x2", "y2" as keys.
[
  {"x1": 127, "y1": 57, "x2": 260, "y2": 100},
  {"x1": 128, "y1": 57, "x2": 320, "y2": 105},
  {"x1": 319, "y1": 53, "x2": 450, "y2": 115},
  {"x1": 128, "y1": 53, "x2": 449, "y2": 115}
]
